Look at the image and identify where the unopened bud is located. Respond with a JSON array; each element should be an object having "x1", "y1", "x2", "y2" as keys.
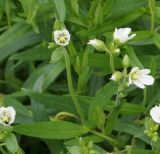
[
  {"x1": 110, "y1": 71, "x2": 122, "y2": 81},
  {"x1": 122, "y1": 55, "x2": 130, "y2": 68},
  {"x1": 152, "y1": 132, "x2": 159, "y2": 142},
  {"x1": 109, "y1": 42, "x2": 115, "y2": 51},
  {"x1": 87, "y1": 39, "x2": 106, "y2": 52},
  {"x1": 113, "y1": 48, "x2": 120, "y2": 54}
]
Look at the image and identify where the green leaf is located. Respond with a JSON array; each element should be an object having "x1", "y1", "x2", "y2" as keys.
[
  {"x1": 104, "y1": 100, "x2": 145, "y2": 115},
  {"x1": 128, "y1": 31, "x2": 153, "y2": 45},
  {"x1": 5, "y1": 133, "x2": 19, "y2": 154},
  {"x1": 4, "y1": 96, "x2": 32, "y2": 118},
  {"x1": 0, "y1": 23, "x2": 43, "y2": 61},
  {"x1": 153, "y1": 32, "x2": 160, "y2": 49},
  {"x1": 129, "y1": 149, "x2": 155, "y2": 154},
  {"x1": 23, "y1": 62, "x2": 65, "y2": 90},
  {"x1": 94, "y1": 106, "x2": 105, "y2": 129},
  {"x1": 114, "y1": 120, "x2": 150, "y2": 144},
  {"x1": 93, "y1": 0, "x2": 103, "y2": 26},
  {"x1": 87, "y1": 82, "x2": 117, "y2": 128},
  {"x1": 21, "y1": 88, "x2": 90, "y2": 115},
  {"x1": 53, "y1": 0, "x2": 65, "y2": 22},
  {"x1": 50, "y1": 47, "x2": 64, "y2": 63},
  {"x1": 103, "y1": 0, "x2": 117, "y2": 16},
  {"x1": 10, "y1": 47, "x2": 52, "y2": 61},
  {"x1": 67, "y1": 146, "x2": 81, "y2": 154},
  {"x1": 109, "y1": 0, "x2": 147, "y2": 19},
  {"x1": 77, "y1": 8, "x2": 144, "y2": 37},
  {"x1": 13, "y1": 121, "x2": 88, "y2": 139}
]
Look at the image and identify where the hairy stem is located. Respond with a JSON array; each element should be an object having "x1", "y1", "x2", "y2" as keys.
[{"x1": 63, "y1": 49, "x2": 86, "y2": 125}]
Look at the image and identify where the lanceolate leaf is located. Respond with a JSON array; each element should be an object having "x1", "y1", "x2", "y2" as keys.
[{"x1": 13, "y1": 121, "x2": 88, "y2": 139}]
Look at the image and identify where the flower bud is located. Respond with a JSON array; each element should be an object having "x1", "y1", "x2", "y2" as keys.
[
  {"x1": 109, "y1": 42, "x2": 115, "y2": 51},
  {"x1": 113, "y1": 48, "x2": 120, "y2": 54},
  {"x1": 87, "y1": 39, "x2": 106, "y2": 52},
  {"x1": 122, "y1": 55, "x2": 130, "y2": 68},
  {"x1": 144, "y1": 117, "x2": 159, "y2": 142},
  {"x1": 110, "y1": 71, "x2": 122, "y2": 81},
  {"x1": 152, "y1": 134, "x2": 159, "y2": 142}
]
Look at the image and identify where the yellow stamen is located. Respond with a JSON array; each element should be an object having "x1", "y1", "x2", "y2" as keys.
[{"x1": 131, "y1": 72, "x2": 138, "y2": 80}]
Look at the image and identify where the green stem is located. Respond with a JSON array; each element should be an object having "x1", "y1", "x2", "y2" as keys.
[
  {"x1": 63, "y1": 49, "x2": 86, "y2": 125},
  {"x1": 143, "y1": 88, "x2": 147, "y2": 107},
  {"x1": 115, "y1": 68, "x2": 127, "y2": 106},
  {"x1": 90, "y1": 130, "x2": 121, "y2": 146},
  {"x1": 148, "y1": 0, "x2": 155, "y2": 32},
  {"x1": 109, "y1": 54, "x2": 115, "y2": 73},
  {"x1": 105, "y1": 68, "x2": 127, "y2": 135}
]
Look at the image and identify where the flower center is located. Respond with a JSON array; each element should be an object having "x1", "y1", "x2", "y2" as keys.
[
  {"x1": 0, "y1": 112, "x2": 10, "y2": 124},
  {"x1": 58, "y1": 34, "x2": 68, "y2": 43},
  {"x1": 131, "y1": 72, "x2": 138, "y2": 80}
]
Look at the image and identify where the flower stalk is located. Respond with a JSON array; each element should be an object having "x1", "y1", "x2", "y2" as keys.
[
  {"x1": 143, "y1": 88, "x2": 147, "y2": 107},
  {"x1": 105, "y1": 68, "x2": 127, "y2": 135},
  {"x1": 109, "y1": 53, "x2": 115, "y2": 73},
  {"x1": 63, "y1": 49, "x2": 86, "y2": 125}
]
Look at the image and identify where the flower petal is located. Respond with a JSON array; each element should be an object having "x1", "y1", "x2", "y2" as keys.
[
  {"x1": 139, "y1": 69, "x2": 150, "y2": 75},
  {"x1": 7, "y1": 106, "x2": 16, "y2": 124},
  {"x1": 150, "y1": 106, "x2": 160, "y2": 123},
  {"x1": 113, "y1": 28, "x2": 119, "y2": 40},
  {"x1": 54, "y1": 30, "x2": 61, "y2": 38},
  {"x1": 124, "y1": 28, "x2": 131, "y2": 35},
  {"x1": 128, "y1": 76, "x2": 132, "y2": 85},
  {"x1": 139, "y1": 74, "x2": 154, "y2": 85},
  {"x1": 133, "y1": 80, "x2": 145, "y2": 89},
  {"x1": 130, "y1": 67, "x2": 139, "y2": 74}
]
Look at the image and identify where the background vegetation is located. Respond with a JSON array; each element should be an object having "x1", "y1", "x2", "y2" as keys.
[{"x1": 0, "y1": 0, "x2": 160, "y2": 153}]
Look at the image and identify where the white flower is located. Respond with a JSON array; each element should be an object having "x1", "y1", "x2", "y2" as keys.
[
  {"x1": 87, "y1": 39, "x2": 106, "y2": 51},
  {"x1": 54, "y1": 29, "x2": 70, "y2": 46},
  {"x1": 0, "y1": 106, "x2": 16, "y2": 125},
  {"x1": 113, "y1": 28, "x2": 136, "y2": 44},
  {"x1": 150, "y1": 105, "x2": 160, "y2": 124},
  {"x1": 128, "y1": 67, "x2": 154, "y2": 89}
]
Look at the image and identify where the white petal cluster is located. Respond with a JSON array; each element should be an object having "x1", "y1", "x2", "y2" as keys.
[
  {"x1": 150, "y1": 105, "x2": 160, "y2": 124},
  {"x1": 0, "y1": 106, "x2": 16, "y2": 125},
  {"x1": 128, "y1": 67, "x2": 154, "y2": 89},
  {"x1": 54, "y1": 29, "x2": 70, "y2": 46},
  {"x1": 113, "y1": 28, "x2": 136, "y2": 44}
]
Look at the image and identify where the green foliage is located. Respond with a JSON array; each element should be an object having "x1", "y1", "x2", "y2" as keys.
[
  {"x1": 13, "y1": 121, "x2": 88, "y2": 139},
  {"x1": 0, "y1": 0, "x2": 160, "y2": 153}
]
